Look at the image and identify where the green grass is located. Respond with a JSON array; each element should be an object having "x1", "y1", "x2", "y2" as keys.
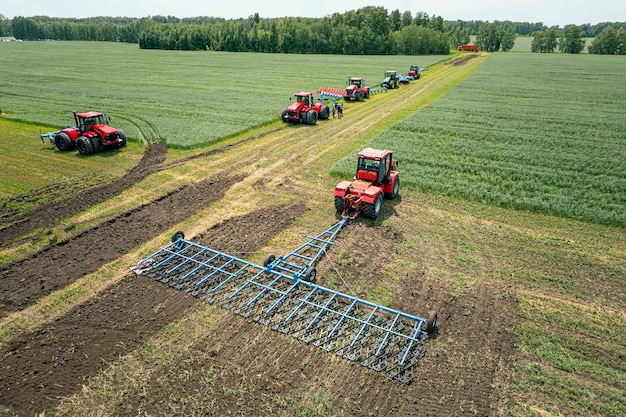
[
  {"x1": 332, "y1": 53, "x2": 626, "y2": 227},
  {"x1": 0, "y1": 118, "x2": 143, "y2": 212},
  {"x1": 0, "y1": 41, "x2": 448, "y2": 148}
]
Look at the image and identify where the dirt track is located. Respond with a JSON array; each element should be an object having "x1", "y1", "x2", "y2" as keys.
[{"x1": 0, "y1": 54, "x2": 519, "y2": 417}]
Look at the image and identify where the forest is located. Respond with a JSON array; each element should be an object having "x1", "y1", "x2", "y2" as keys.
[{"x1": 1, "y1": 7, "x2": 625, "y2": 54}]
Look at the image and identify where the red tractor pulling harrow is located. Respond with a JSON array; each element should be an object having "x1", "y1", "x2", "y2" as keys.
[
  {"x1": 334, "y1": 147, "x2": 400, "y2": 219},
  {"x1": 281, "y1": 92, "x2": 330, "y2": 125},
  {"x1": 40, "y1": 111, "x2": 127, "y2": 155}
]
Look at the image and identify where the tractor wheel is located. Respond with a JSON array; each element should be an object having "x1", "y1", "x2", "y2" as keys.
[
  {"x1": 90, "y1": 136, "x2": 103, "y2": 153},
  {"x1": 387, "y1": 176, "x2": 400, "y2": 199},
  {"x1": 171, "y1": 230, "x2": 185, "y2": 242},
  {"x1": 426, "y1": 311, "x2": 438, "y2": 334},
  {"x1": 303, "y1": 267, "x2": 316, "y2": 283},
  {"x1": 118, "y1": 130, "x2": 127, "y2": 147},
  {"x1": 263, "y1": 254, "x2": 276, "y2": 268},
  {"x1": 281, "y1": 109, "x2": 288, "y2": 122},
  {"x1": 356, "y1": 91, "x2": 364, "y2": 101},
  {"x1": 307, "y1": 110, "x2": 318, "y2": 125},
  {"x1": 76, "y1": 136, "x2": 95, "y2": 155},
  {"x1": 363, "y1": 193, "x2": 383, "y2": 219},
  {"x1": 365, "y1": 90, "x2": 370, "y2": 99},
  {"x1": 319, "y1": 105, "x2": 330, "y2": 120},
  {"x1": 334, "y1": 196, "x2": 345, "y2": 212},
  {"x1": 54, "y1": 132, "x2": 74, "y2": 151}
]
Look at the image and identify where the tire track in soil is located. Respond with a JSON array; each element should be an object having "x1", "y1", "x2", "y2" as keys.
[
  {"x1": 0, "y1": 173, "x2": 245, "y2": 318},
  {"x1": 0, "y1": 203, "x2": 306, "y2": 416}
]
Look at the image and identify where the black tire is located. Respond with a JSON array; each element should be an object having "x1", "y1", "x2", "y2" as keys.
[
  {"x1": 281, "y1": 108, "x2": 288, "y2": 122},
  {"x1": 334, "y1": 196, "x2": 345, "y2": 212},
  {"x1": 319, "y1": 105, "x2": 330, "y2": 120},
  {"x1": 387, "y1": 176, "x2": 400, "y2": 199},
  {"x1": 307, "y1": 110, "x2": 317, "y2": 125},
  {"x1": 117, "y1": 130, "x2": 127, "y2": 147},
  {"x1": 90, "y1": 136, "x2": 104, "y2": 153},
  {"x1": 303, "y1": 267, "x2": 316, "y2": 283},
  {"x1": 76, "y1": 136, "x2": 95, "y2": 155},
  {"x1": 171, "y1": 230, "x2": 185, "y2": 242},
  {"x1": 356, "y1": 91, "x2": 364, "y2": 101},
  {"x1": 362, "y1": 193, "x2": 383, "y2": 219},
  {"x1": 426, "y1": 310, "x2": 438, "y2": 334},
  {"x1": 365, "y1": 90, "x2": 370, "y2": 99},
  {"x1": 54, "y1": 132, "x2": 74, "y2": 151},
  {"x1": 263, "y1": 254, "x2": 276, "y2": 268}
]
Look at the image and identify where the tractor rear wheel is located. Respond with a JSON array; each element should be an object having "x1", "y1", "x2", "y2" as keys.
[
  {"x1": 307, "y1": 110, "x2": 318, "y2": 125},
  {"x1": 334, "y1": 196, "x2": 345, "y2": 212},
  {"x1": 54, "y1": 132, "x2": 74, "y2": 151},
  {"x1": 363, "y1": 193, "x2": 383, "y2": 219},
  {"x1": 319, "y1": 105, "x2": 330, "y2": 120},
  {"x1": 76, "y1": 136, "x2": 95, "y2": 155}
]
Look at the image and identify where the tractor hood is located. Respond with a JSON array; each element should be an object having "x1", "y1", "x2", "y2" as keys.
[
  {"x1": 93, "y1": 124, "x2": 118, "y2": 135},
  {"x1": 286, "y1": 101, "x2": 304, "y2": 112}
]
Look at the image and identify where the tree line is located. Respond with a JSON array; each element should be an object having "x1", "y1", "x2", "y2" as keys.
[{"x1": 1, "y1": 10, "x2": 624, "y2": 55}]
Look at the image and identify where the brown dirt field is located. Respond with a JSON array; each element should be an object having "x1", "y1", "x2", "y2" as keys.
[
  {"x1": 447, "y1": 53, "x2": 480, "y2": 66},
  {"x1": 0, "y1": 173, "x2": 244, "y2": 317},
  {"x1": 0, "y1": 203, "x2": 306, "y2": 415}
]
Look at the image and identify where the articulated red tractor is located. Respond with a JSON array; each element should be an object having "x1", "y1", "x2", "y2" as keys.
[
  {"x1": 334, "y1": 147, "x2": 400, "y2": 219},
  {"x1": 41, "y1": 111, "x2": 127, "y2": 155},
  {"x1": 281, "y1": 92, "x2": 330, "y2": 125},
  {"x1": 343, "y1": 77, "x2": 370, "y2": 101}
]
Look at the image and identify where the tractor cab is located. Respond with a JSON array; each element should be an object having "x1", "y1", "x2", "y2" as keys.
[
  {"x1": 356, "y1": 147, "x2": 395, "y2": 185},
  {"x1": 294, "y1": 92, "x2": 314, "y2": 108},
  {"x1": 74, "y1": 111, "x2": 109, "y2": 134},
  {"x1": 348, "y1": 77, "x2": 364, "y2": 88}
]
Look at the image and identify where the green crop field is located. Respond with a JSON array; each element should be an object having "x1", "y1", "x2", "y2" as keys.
[
  {"x1": 0, "y1": 41, "x2": 448, "y2": 148},
  {"x1": 333, "y1": 53, "x2": 626, "y2": 228}
]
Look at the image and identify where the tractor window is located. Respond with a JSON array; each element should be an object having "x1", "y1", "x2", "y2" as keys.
[{"x1": 358, "y1": 157, "x2": 380, "y2": 172}]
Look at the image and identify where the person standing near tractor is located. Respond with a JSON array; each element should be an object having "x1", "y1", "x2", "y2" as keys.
[{"x1": 337, "y1": 101, "x2": 343, "y2": 119}]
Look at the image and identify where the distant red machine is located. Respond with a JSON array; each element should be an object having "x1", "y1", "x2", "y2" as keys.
[
  {"x1": 281, "y1": 92, "x2": 330, "y2": 125},
  {"x1": 458, "y1": 45, "x2": 478, "y2": 52}
]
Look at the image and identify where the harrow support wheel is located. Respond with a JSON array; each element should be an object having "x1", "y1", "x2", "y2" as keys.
[
  {"x1": 263, "y1": 254, "x2": 276, "y2": 268},
  {"x1": 426, "y1": 311, "x2": 438, "y2": 334},
  {"x1": 171, "y1": 230, "x2": 185, "y2": 242},
  {"x1": 303, "y1": 267, "x2": 316, "y2": 283}
]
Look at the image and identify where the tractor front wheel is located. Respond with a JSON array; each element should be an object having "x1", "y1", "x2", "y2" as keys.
[
  {"x1": 90, "y1": 136, "x2": 104, "y2": 153},
  {"x1": 118, "y1": 130, "x2": 127, "y2": 147},
  {"x1": 307, "y1": 110, "x2": 318, "y2": 125},
  {"x1": 54, "y1": 132, "x2": 74, "y2": 151},
  {"x1": 76, "y1": 136, "x2": 95, "y2": 155},
  {"x1": 363, "y1": 193, "x2": 383, "y2": 219}
]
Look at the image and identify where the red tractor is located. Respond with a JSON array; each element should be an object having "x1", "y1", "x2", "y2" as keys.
[
  {"x1": 343, "y1": 77, "x2": 371, "y2": 101},
  {"x1": 334, "y1": 147, "x2": 400, "y2": 219},
  {"x1": 408, "y1": 65, "x2": 421, "y2": 79},
  {"x1": 42, "y1": 111, "x2": 127, "y2": 155},
  {"x1": 281, "y1": 92, "x2": 330, "y2": 125}
]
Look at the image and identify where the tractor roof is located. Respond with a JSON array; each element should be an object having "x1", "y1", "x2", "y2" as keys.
[
  {"x1": 349, "y1": 77, "x2": 363, "y2": 80},
  {"x1": 358, "y1": 147, "x2": 391, "y2": 160},
  {"x1": 76, "y1": 111, "x2": 104, "y2": 118},
  {"x1": 295, "y1": 92, "x2": 313, "y2": 97}
]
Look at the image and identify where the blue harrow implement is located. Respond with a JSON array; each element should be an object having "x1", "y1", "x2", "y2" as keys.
[{"x1": 131, "y1": 218, "x2": 437, "y2": 384}]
